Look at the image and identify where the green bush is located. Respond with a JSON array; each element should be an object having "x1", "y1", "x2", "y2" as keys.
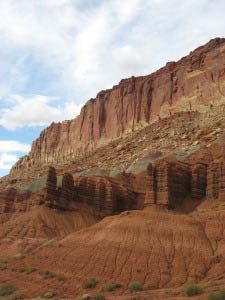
[
  {"x1": 83, "y1": 277, "x2": 98, "y2": 289},
  {"x1": 27, "y1": 267, "x2": 37, "y2": 274},
  {"x1": 185, "y1": 284, "x2": 202, "y2": 296},
  {"x1": 43, "y1": 270, "x2": 54, "y2": 279},
  {"x1": 0, "y1": 284, "x2": 16, "y2": 296},
  {"x1": 18, "y1": 268, "x2": 26, "y2": 273},
  {"x1": 14, "y1": 254, "x2": 25, "y2": 260},
  {"x1": 57, "y1": 275, "x2": 65, "y2": 281},
  {"x1": 128, "y1": 282, "x2": 143, "y2": 293},
  {"x1": 11, "y1": 293, "x2": 23, "y2": 300},
  {"x1": 0, "y1": 264, "x2": 7, "y2": 270},
  {"x1": 79, "y1": 294, "x2": 92, "y2": 300},
  {"x1": 93, "y1": 293, "x2": 105, "y2": 300},
  {"x1": 208, "y1": 289, "x2": 225, "y2": 300},
  {"x1": 129, "y1": 297, "x2": 141, "y2": 300},
  {"x1": 105, "y1": 282, "x2": 121, "y2": 291},
  {"x1": 43, "y1": 291, "x2": 55, "y2": 298}
]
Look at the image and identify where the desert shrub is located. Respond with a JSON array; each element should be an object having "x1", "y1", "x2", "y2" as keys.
[
  {"x1": 211, "y1": 205, "x2": 219, "y2": 211},
  {"x1": 0, "y1": 283, "x2": 16, "y2": 296},
  {"x1": 14, "y1": 254, "x2": 25, "y2": 260},
  {"x1": 79, "y1": 294, "x2": 92, "y2": 300},
  {"x1": 43, "y1": 270, "x2": 54, "y2": 279},
  {"x1": 129, "y1": 297, "x2": 141, "y2": 300},
  {"x1": 43, "y1": 291, "x2": 55, "y2": 298},
  {"x1": 57, "y1": 275, "x2": 65, "y2": 281},
  {"x1": 208, "y1": 289, "x2": 225, "y2": 300},
  {"x1": 11, "y1": 293, "x2": 23, "y2": 300},
  {"x1": 211, "y1": 255, "x2": 222, "y2": 264},
  {"x1": 18, "y1": 268, "x2": 26, "y2": 273},
  {"x1": 48, "y1": 240, "x2": 54, "y2": 248},
  {"x1": 105, "y1": 282, "x2": 121, "y2": 291},
  {"x1": 27, "y1": 267, "x2": 37, "y2": 274},
  {"x1": 83, "y1": 277, "x2": 98, "y2": 289},
  {"x1": 185, "y1": 284, "x2": 202, "y2": 296},
  {"x1": 128, "y1": 282, "x2": 143, "y2": 293},
  {"x1": 0, "y1": 264, "x2": 7, "y2": 270},
  {"x1": 93, "y1": 293, "x2": 105, "y2": 300},
  {"x1": 1, "y1": 256, "x2": 13, "y2": 263}
]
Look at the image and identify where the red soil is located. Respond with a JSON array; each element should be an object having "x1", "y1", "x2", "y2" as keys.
[{"x1": 0, "y1": 206, "x2": 225, "y2": 299}]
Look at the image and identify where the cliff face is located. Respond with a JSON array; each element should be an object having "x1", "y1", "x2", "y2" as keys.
[{"x1": 11, "y1": 38, "x2": 225, "y2": 175}]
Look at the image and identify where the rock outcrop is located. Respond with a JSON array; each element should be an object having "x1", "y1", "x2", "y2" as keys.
[
  {"x1": 10, "y1": 38, "x2": 225, "y2": 177},
  {"x1": 207, "y1": 159, "x2": 225, "y2": 201},
  {"x1": 42, "y1": 167, "x2": 136, "y2": 215},
  {"x1": 0, "y1": 189, "x2": 31, "y2": 215},
  {"x1": 45, "y1": 166, "x2": 57, "y2": 206},
  {"x1": 40, "y1": 158, "x2": 215, "y2": 214},
  {"x1": 2, "y1": 154, "x2": 225, "y2": 217}
]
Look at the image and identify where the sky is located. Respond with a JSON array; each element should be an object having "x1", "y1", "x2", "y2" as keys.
[{"x1": 0, "y1": 0, "x2": 225, "y2": 177}]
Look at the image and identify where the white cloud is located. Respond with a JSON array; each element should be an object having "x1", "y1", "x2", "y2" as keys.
[
  {"x1": 0, "y1": 153, "x2": 18, "y2": 170},
  {"x1": 0, "y1": 141, "x2": 30, "y2": 153},
  {"x1": 0, "y1": 140, "x2": 30, "y2": 171},
  {"x1": 0, "y1": 95, "x2": 83, "y2": 130}
]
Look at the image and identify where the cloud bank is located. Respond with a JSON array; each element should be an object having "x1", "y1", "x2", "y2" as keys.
[
  {"x1": 0, "y1": 95, "x2": 83, "y2": 130},
  {"x1": 0, "y1": 141, "x2": 30, "y2": 171}
]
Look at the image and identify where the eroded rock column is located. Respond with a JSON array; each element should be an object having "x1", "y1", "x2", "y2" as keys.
[
  {"x1": 206, "y1": 162, "x2": 220, "y2": 199},
  {"x1": 45, "y1": 166, "x2": 57, "y2": 206},
  {"x1": 144, "y1": 163, "x2": 156, "y2": 207},
  {"x1": 61, "y1": 172, "x2": 74, "y2": 203},
  {"x1": 219, "y1": 160, "x2": 225, "y2": 201},
  {"x1": 191, "y1": 163, "x2": 207, "y2": 199}
]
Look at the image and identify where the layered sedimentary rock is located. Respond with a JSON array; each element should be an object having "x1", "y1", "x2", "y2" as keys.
[
  {"x1": 72, "y1": 176, "x2": 135, "y2": 215},
  {"x1": 144, "y1": 160, "x2": 191, "y2": 208},
  {"x1": 0, "y1": 189, "x2": 32, "y2": 214},
  {"x1": 191, "y1": 163, "x2": 207, "y2": 199},
  {"x1": 207, "y1": 159, "x2": 225, "y2": 201},
  {"x1": 41, "y1": 158, "x2": 211, "y2": 215},
  {"x1": 10, "y1": 38, "x2": 225, "y2": 176},
  {"x1": 206, "y1": 162, "x2": 220, "y2": 199},
  {"x1": 219, "y1": 160, "x2": 225, "y2": 200},
  {"x1": 42, "y1": 167, "x2": 136, "y2": 215},
  {"x1": 144, "y1": 164, "x2": 156, "y2": 206},
  {"x1": 45, "y1": 166, "x2": 57, "y2": 207},
  {"x1": 3, "y1": 154, "x2": 225, "y2": 217},
  {"x1": 61, "y1": 173, "x2": 75, "y2": 203}
]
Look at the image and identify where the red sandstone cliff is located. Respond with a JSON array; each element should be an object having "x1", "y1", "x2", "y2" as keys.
[{"x1": 11, "y1": 38, "x2": 225, "y2": 175}]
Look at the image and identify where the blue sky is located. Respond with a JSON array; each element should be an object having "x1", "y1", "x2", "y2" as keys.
[{"x1": 1, "y1": 0, "x2": 225, "y2": 177}]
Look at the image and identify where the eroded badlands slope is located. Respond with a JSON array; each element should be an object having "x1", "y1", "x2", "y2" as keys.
[{"x1": 1, "y1": 207, "x2": 225, "y2": 299}]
